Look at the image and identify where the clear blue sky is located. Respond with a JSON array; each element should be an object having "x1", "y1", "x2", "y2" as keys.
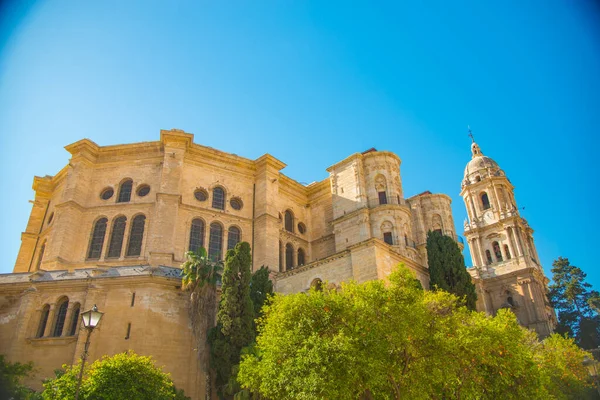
[{"x1": 0, "y1": 1, "x2": 598, "y2": 288}]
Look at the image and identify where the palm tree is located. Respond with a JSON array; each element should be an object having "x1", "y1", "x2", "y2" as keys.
[{"x1": 181, "y1": 247, "x2": 222, "y2": 400}]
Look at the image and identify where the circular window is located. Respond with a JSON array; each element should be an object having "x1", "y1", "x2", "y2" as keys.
[
  {"x1": 298, "y1": 222, "x2": 306, "y2": 234},
  {"x1": 100, "y1": 188, "x2": 114, "y2": 200},
  {"x1": 47, "y1": 212, "x2": 54, "y2": 225},
  {"x1": 137, "y1": 185, "x2": 151, "y2": 197},
  {"x1": 230, "y1": 197, "x2": 243, "y2": 210},
  {"x1": 194, "y1": 189, "x2": 208, "y2": 202}
]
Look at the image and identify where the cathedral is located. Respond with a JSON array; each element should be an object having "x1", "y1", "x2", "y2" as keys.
[{"x1": 0, "y1": 128, "x2": 554, "y2": 397}]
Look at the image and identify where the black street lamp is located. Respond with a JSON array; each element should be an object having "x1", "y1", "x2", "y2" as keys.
[{"x1": 74, "y1": 304, "x2": 104, "y2": 400}]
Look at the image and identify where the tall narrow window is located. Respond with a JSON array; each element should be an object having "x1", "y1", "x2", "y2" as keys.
[
  {"x1": 492, "y1": 241, "x2": 503, "y2": 262},
  {"x1": 117, "y1": 179, "x2": 133, "y2": 203},
  {"x1": 35, "y1": 242, "x2": 46, "y2": 270},
  {"x1": 37, "y1": 305, "x2": 50, "y2": 338},
  {"x1": 481, "y1": 192, "x2": 491, "y2": 210},
  {"x1": 284, "y1": 210, "x2": 294, "y2": 232},
  {"x1": 383, "y1": 232, "x2": 393, "y2": 245},
  {"x1": 297, "y1": 248, "x2": 305, "y2": 266},
  {"x1": 87, "y1": 218, "x2": 108, "y2": 259},
  {"x1": 126, "y1": 215, "x2": 146, "y2": 257},
  {"x1": 189, "y1": 219, "x2": 205, "y2": 253},
  {"x1": 68, "y1": 303, "x2": 80, "y2": 336},
  {"x1": 227, "y1": 226, "x2": 241, "y2": 250},
  {"x1": 504, "y1": 244, "x2": 511, "y2": 260},
  {"x1": 212, "y1": 187, "x2": 225, "y2": 210},
  {"x1": 208, "y1": 223, "x2": 223, "y2": 261},
  {"x1": 285, "y1": 243, "x2": 294, "y2": 270},
  {"x1": 52, "y1": 298, "x2": 69, "y2": 337},
  {"x1": 279, "y1": 241, "x2": 283, "y2": 272},
  {"x1": 485, "y1": 250, "x2": 493, "y2": 265},
  {"x1": 107, "y1": 216, "x2": 127, "y2": 258},
  {"x1": 378, "y1": 191, "x2": 388, "y2": 205}
]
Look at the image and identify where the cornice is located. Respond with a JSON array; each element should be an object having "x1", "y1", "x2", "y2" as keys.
[
  {"x1": 160, "y1": 129, "x2": 193, "y2": 149},
  {"x1": 254, "y1": 154, "x2": 286, "y2": 171}
]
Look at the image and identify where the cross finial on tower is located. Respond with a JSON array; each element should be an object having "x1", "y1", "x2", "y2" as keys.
[{"x1": 468, "y1": 125, "x2": 475, "y2": 143}]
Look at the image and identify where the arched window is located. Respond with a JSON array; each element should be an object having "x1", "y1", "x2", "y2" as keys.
[
  {"x1": 227, "y1": 226, "x2": 241, "y2": 250},
  {"x1": 35, "y1": 242, "x2": 46, "y2": 270},
  {"x1": 381, "y1": 221, "x2": 394, "y2": 245},
  {"x1": 507, "y1": 296, "x2": 515, "y2": 307},
  {"x1": 87, "y1": 218, "x2": 108, "y2": 259},
  {"x1": 68, "y1": 303, "x2": 80, "y2": 336},
  {"x1": 285, "y1": 243, "x2": 294, "y2": 270},
  {"x1": 492, "y1": 241, "x2": 503, "y2": 262},
  {"x1": 284, "y1": 210, "x2": 294, "y2": 232},
  {"x1": 279, "y1": 241, "x2": 283, "y2": 272},
  {"x1": 36, "y1": 305, "x2": 50, "y2": 338},
  {"x1": 212, "y1": 187, "x2": 225, "y2": 210},
  {"x1": 504, "y1": 244, "x2": 511, "y2": 260},
  {"x1": 375, "y1": 174, "x2": 388, "y2": 205},
  {"x1": 208, "y1": 222, "x2": 223, "y2": 261},
  {"x1": 298, "y1": 248, "x2": 305, "y2": 266},
  {"x1": 432, "y1": 214, "x2": 443, "y2": 233},
  {"x1": 52, "y1": 298, "x2": 69, "y2": 337},
  {"x1": 485, "y1": 250, "x2": 493, "y2": 265},
  {"x1": 117, "y1": 179, "x2": 133, "y2": 203},
  {"x1": 126, "y1": 215, "x2": 146, "y2": 257},
  {"x1": 189, "y1": 219, "x2": 205, "y2": 253},
  {"x1": 383, "y1": 232, "x2": 393, "y2": 245},
  {"x1": 107, "y1": 216, "x2": 127, "y2": 258},
  {"x1": 481, "y1": 192, "x2": 491, "y2": 210}
]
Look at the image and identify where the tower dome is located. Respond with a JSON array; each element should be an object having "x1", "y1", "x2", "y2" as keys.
[{"x1": 462, "y1": 141, "x2": 504, "y2": 186}]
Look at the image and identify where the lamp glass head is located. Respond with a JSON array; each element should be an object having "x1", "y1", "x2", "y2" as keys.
[{"x1": 81, "y1": 304, "x2": 103, "y2": 328}]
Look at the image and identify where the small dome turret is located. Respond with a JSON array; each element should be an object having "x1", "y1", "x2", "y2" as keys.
[{"x1": 462, "y1": 139, "x2": 505, "y2": 186}]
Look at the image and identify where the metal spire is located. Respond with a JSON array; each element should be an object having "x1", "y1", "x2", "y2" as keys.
[{"x1": 468, "y1": 125, "x2": 475, "y2": 143}]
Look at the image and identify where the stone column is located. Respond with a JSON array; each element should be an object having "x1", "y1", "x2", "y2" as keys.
[
  {"x1": 253, "y1": 155, "x2": 286, "y2": 271},
  {"x1": 148, "y1": 130, "x2": 192, "y2": 267}
]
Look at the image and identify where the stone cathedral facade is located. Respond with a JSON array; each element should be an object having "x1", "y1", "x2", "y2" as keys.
[{"x1": 0, "y1": 129, "x2": 553, "y2": 397}]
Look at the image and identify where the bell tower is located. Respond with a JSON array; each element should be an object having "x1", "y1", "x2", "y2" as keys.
[{"x1": 461, "y1": 132, "x2": 555, "y2": 338}]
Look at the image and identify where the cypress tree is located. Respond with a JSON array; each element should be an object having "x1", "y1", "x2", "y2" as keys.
[
  {"x1": 250, "y1": 266, "x2": 274, "y2": 322},
  {"x1": 426, "y1": 230, "x2": 477, "y2": 310},
  {"x1": 209, "y1": 242, "x2": 255, "y2": 398}
]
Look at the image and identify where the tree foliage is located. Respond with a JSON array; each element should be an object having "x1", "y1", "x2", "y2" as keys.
[
  {"x1": 0, "y1": 355, "x2": 40, "y2": 400},
  {"x1": 549, "y1": 257, "x2": 600, "y2": 349},
  {"x1": 238, "y1": 265, "x2": 595, "y2": 400},
  {"x1": 250, "y1": 266, "x2": 274, "y2": 322},
  {"x1": 209, "y1": 242, "x2": 255, "y2": 397},
  {"x1": 41, "y1": 351, "x2": 189, "y2": 400},
  {"x1": 426, "y1": 230, "x2": 477, "y2": 310}
]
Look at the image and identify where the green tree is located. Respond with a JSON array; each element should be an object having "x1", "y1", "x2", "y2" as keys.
[
  {"x1": 426, "y1": 230, "x2": 477, "y2": 310},
  {"x1": 549, "y1": 257, "x2": 600, "y2": 349},
  {"x1": 181, "y1": 247, "x2": 222, "y2": 398},
  {"x1": 249, "y1": 266, "x2": 274, "y2": 322},
  {"x1": 238, "y1": 265, "x2": 593, "y2": 399},
  {"x1": 42, "y1": 351, "x2": 188, "y2": 400},
  {"x1": 0, "y1": 355, "x2": 40, "y2": 400},
  {"x1": 209, "y1": 242, "x2": 255, "y2": 398},
  {"x1": 536, "y1": 334, "x2": 597, "y2": 400}
]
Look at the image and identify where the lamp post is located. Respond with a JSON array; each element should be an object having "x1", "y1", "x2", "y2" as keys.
[{"x1": 74, "y1": 304, "x2": 104, "y2": 400}]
